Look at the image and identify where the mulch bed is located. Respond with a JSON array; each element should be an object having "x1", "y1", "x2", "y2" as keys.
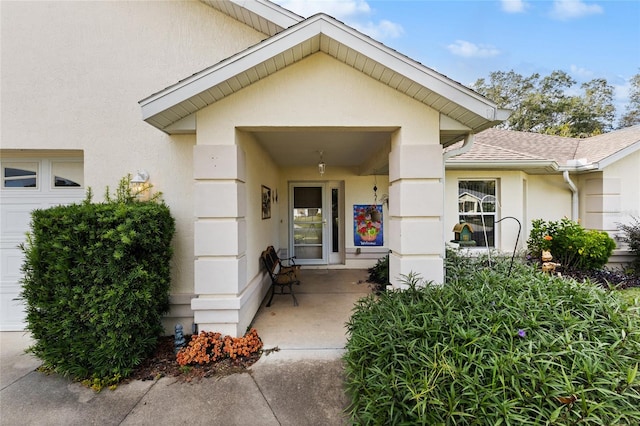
[
  {"x1": 561, "y1": 268, "x2": 640, "y2": 290},
  {"x1": 125, "y1": 336, "x2": 263, "y2": 383}
]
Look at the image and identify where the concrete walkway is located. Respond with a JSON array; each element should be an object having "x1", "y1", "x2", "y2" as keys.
[{"x1": 0, "y1": 269, "x2": 372, "y2": 426}]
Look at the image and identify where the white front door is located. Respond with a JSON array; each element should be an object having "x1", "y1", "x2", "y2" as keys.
[
  {"x1": 290, "y1": 184, "x2": 327, "y2": 265},
  {"x1": 0, "y1": 157, "x2": 84, "y2": 331}
]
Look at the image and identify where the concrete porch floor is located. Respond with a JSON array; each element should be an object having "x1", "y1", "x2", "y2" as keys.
[{"x1": 250, "y1": 268, "x2": 373, "y2": 363}]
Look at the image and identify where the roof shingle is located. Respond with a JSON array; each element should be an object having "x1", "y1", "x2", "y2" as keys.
[{"x1": 447, "y1": 126, "x2": 640, "y2": 169}]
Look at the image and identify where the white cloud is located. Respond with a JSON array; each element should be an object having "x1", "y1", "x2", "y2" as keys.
[
  {"x1": 447, "y1": 40, "x2": 501, "y2": 58},
  {"x1": 501, "y1": 0, "x2": 528, "y2": 13},
  {"x1": 614, "y1": 80, "x2": 630, "y2": 103},
  {"x1": 351, "y1": 19, "x2": 404, "y2": 40},
  {"x1": 275, "y1": 0, "x2": 370, "y2": 19},
  {"x1": 273, "y1": 0, "x2": 404, "y2": 40},
  {"x1": 570, "y1": 64, "x2": 594, "y2": 78},
  {"x1": 550, "y1": 0, "x2": 603, "y2": 20}
]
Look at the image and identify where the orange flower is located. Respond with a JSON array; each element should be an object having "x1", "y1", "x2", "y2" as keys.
[{"x1": 543, "y1": 235, "x2": 553, "y2": 241}]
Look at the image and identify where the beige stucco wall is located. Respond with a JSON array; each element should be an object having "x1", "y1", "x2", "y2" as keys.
[
  {"x1": 196, "y1": 53, "x2": 439, "y2": 139},
  {"x1": 197, "y1": 52, "x2": 441, "y2": 285},
  {"x1": 445, "y1": 170, "x2": 573, "y2": 251},
  {"x1": 1, "y1": 1, "x2": 268, "y2": 332},
  {"x1": 601, "y1": 151, "x2": 640, "y2": 226},
  {"x1": 527, "y1": 174, "x2": 573, "y2": 221},
  {"x1": 577, "y1": 150, "x2": 640, "y2": 256}
]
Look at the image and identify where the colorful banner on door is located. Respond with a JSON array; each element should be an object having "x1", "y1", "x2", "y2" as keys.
[{"x1": 354, "y1": 204, "x2": 383, "y2": 246}]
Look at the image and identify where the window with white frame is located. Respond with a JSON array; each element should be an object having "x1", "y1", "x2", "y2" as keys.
[
  {"x1": 51, "y1": 161, "x2": 83, "y2": 188},
  {"x1": 2, "y1": 162, "x2": 38, "y2": 189},
  {"x1": 458, "y1": 180, "x2": 497, "y2": 248}
]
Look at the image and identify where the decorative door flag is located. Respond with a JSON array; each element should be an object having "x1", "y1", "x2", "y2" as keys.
[{"x1": 354, "y1": 204, "x2": 383, "y2": 246}]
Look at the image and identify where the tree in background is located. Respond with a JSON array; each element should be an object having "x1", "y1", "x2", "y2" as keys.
[
  {"x1": 473, "y1": 70, "x2": 616, "y2": 137},
  {"x1": 618, "y1": 72, "x2": 640, "y2": 128}
]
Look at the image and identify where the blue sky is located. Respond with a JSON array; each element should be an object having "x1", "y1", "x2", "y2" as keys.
[{"x1": 273, "y1": 0, "x2": 640, "y2": 117}]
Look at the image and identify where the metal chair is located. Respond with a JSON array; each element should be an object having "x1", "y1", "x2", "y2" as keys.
[{"x1": 261, "y1": 248, "x2": 299, "y2": 306}]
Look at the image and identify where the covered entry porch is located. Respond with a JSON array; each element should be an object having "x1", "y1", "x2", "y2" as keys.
[
  {"x1": 139, "y1": 13, "x2": 507, "y2": 336},
  {"x1": 251, "y1": 268, "x2": 373, "y2": 360}
]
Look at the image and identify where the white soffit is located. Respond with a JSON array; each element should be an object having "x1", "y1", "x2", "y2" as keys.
[
  {"x1": 200, "y1": 0, "x2": 303, "y2": 36},
  {"x1": 140, "y1": 13, "x2": 508, "y2": 143}
]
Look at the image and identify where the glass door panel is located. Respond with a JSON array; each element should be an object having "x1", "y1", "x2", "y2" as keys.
[{"x1": 291, "y1": 185, "x2": 326, "y2": 263}]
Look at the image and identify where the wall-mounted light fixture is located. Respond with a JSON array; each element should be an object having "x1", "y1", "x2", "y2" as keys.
[
  {"x1": 130, "y1": 170, "x2": 150, "y2": 200},
  {"x1": 317, "y1": 151, "x2": 326, "y2": 176}
]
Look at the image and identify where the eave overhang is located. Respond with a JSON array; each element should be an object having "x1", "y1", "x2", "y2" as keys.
[
  {"x1": 200, "y1": 0, "x2": 303, "y2": 36},
  {"x1": 445, "y1": 160, "x2": 560, "y2": 174},
  {"x1": 139, "y1": 13, "x2": 509, "y2": 144}
]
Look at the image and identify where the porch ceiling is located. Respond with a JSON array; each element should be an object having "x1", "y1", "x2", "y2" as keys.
[
  {"x1": 248, "y1": 128, "x2": 392, "y2": 174},
  {"x1": 140, "y1": 13, "x2": 509, "y2": 146}
]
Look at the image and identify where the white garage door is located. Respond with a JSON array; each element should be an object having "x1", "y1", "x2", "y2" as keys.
[{"x1": 0, "y1": 157, "x2": 84, "y2": 331}]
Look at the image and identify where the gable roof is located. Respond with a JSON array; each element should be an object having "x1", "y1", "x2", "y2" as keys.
[
  {"x1": 574, "y1": 125, "x2": 640, "y2": 168},
  {"x1": 446, "y1": 126, "x2": 640, "y2": 173},
  {"x1": 139, "y1": 9, "x2": 509, "y2": 146}
]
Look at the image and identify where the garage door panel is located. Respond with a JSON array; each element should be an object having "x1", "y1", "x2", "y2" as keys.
[
  {"x1": 1, "y1": 247, "x2": 24, "y2": 281},
  {"x1": 0, "y1": 285, "x2": 26, "y2": 331},
  {"x1": 1, "y1": 157, "x2": 84, "y2": 331},
  {"x1": 0, "y1": 202, "x2": 41, "y2": 239}
]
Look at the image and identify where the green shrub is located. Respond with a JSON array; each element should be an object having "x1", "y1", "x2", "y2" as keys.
[
  {"x1": 618, "y1": 216, "x2": 640, "y2": 275},
  {"x1": 367, "y1": 254, "x2": 389, "y2": 293},
  {"x1": 344, "y1": 253, "x2": 640, "y2": 425},
  {"x1": 527, "y1": 218, "x2": 616, "y2": 270},
  {"x1": 20, "y1": 177, "x2": 175, "y2": 381}
]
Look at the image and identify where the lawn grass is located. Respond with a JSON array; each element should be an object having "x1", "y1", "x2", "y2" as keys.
[{"x1": 618, "y1": 286, "x2": 640, "y2": 307}]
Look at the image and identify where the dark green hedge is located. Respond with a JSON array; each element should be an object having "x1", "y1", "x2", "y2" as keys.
[{"x1": 20, "y1": 199, "x2": 175, "y2": 380}]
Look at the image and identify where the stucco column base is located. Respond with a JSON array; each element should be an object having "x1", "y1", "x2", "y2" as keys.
[
  {"x1": 387, "y1": 142, "x2": 445, "y2": 287},
  {"x1": 191, "y1": 271, "x2": 269, "y2": 336},
  {"x1": 388, "y1": 252, "x2": 444, "y2": 288},
  {"x1": 191, "y1": 144, "x2": 258, "y2": 337}
]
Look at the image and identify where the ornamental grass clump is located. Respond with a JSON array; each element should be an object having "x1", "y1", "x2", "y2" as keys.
[{"x1": 344, "y1": 251, "x2": 640, "y2": 425}]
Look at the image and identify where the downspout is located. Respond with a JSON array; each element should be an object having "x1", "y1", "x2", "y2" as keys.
[
  {"x1": 444, "y1": 133, "x2": 475, "y2": 161},
  {"x1": 443, "y1": 133, "x2": 475, "y2": 269},
  {"x1": 563, "y1": 170, "x2": 579, "y2": 221}
]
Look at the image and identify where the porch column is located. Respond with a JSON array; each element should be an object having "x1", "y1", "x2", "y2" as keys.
[
  {"x1": 388, "y1": 140, "x2": 444, "y2": 287},
  {"x1": 191, "y1": 144, "x2": 248, "y2": 336}
]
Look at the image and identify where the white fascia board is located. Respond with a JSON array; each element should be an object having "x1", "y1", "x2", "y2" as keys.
[
  {"x1": 231, "y1": 0, "x2": 303, "y2": 28},
  {"x1": 446, "y1": 160, "x2": 559, "y2": 171},
  {"x1": 141, "y1": 13, "x2": 503, "y2": 125},
  {"x1": 596, "y1": 140, "x2": 640, "y2": 169},
  {"x1": 555, "y1": 141, "x2": 640, "y2": 172},
  {"x1": 558, "y1": 164, "x2": 598, "y2": 172},
  {"x1": 139, "y1": 21, "x2": 322, "y2": 120},
  {"x1": 314, "y1": 16, "x2": 502, "y2": 121}
]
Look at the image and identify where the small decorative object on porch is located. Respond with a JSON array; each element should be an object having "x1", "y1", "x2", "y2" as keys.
[
  {"x1": 452, "y1": 222, "x2": 476, "y2": 247},
  {"x1": 354, "y1": 204, "x2": 383, "y2": 246},
  {"x1": 174, "y1": 324, "x2": 186, "y2": 354},
  {"x1": 261, "y1": 185, "x2": 271, "y2": 219},
  {"x1": 541, "y1": 250, "x2": 561, "y2": 274}
]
